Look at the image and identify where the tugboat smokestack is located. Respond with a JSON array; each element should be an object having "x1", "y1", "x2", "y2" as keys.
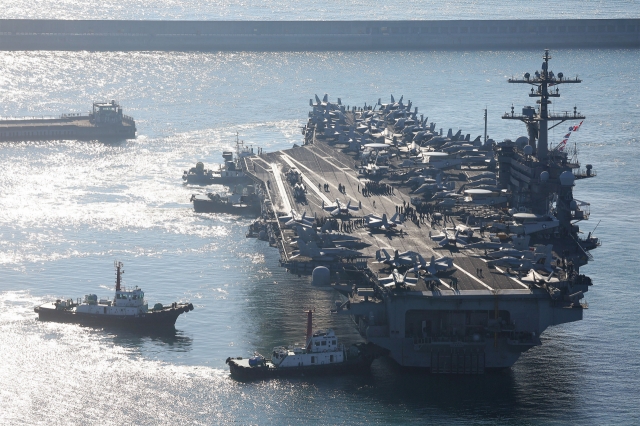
[
  {"x1": 115, "y1": 261, "x2": 123, "y2": 292},
  {"x1": 306, "y1": 310, "x2": 313, "y2": 346}
]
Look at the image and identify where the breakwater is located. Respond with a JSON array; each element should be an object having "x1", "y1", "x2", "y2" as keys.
[{"x1": 0, "y1": 19, "x2": 638, "y2": 51}]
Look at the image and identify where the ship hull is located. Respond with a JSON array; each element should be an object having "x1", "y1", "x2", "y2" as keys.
[
  {"x1": 184, "y1": 174, "x2": 253, "y2": 186},
  {"x1": 0, "y1": 118, "x2": 136, "y2": 141},
  {"x1": 192, "y1": 199, "x2": 261, "y2": 215},
  {"x1": 34, "y1": 302, "x2": 192, "y2": 330},
  {"x1": 226, "y1": 349, "x2": 375, "y2": 380},
  {"x1": 210, "y1": 176, "x2": 253, "y2": 186}
]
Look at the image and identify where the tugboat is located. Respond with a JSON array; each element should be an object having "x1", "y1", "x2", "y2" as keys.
[
  {"x1": 34, "y1": 261, "x2": 193, "y2": 329},
  {"x1": 225, "y1": 310, "x2": 377, "y2": 380},
  {"x1": 191, "y1": 184, "x2": 262, "y2": 215},
  {"x1": 183, "y1": 134, "x2": 255, "y2": 186},
  {"x1": 182, "y1": 161, "x2": 216, "y2": 185}
]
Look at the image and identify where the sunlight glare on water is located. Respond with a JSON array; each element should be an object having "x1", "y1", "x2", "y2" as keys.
[{"x1": 0, "y1": 0, "x2": 639, "y2": 20}]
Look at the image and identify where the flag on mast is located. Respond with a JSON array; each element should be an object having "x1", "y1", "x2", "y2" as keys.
[{"x1": 557, "y1": 121, "x2": 583, "y2": 152}]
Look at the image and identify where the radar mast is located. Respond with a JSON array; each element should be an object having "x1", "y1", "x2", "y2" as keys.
[{"x1": 502, "y1": 49, "x2": 584, "y2": 162}]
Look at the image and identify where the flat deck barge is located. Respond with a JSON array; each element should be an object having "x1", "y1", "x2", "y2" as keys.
[{"x1": 0, "y1": 100, "x2": 136, "y2": 141}]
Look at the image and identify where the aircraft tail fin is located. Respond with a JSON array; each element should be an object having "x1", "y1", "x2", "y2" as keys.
[
  {"x1": 295, "y1": 225, "x2": 309, "y2": 242},
  {"x1": 381, "y1": 248, "x2": 391, "y2": 261},
  {"x1": 298, "y1": 240, "x2": 309, "y2": 256}
]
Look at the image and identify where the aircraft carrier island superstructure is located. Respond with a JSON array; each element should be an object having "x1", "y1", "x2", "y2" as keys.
[
  {"x1": 239, "y1": 50, "x2": 598, "y2": 372},
  {"x1": 0, "y1": 100, "x2": 136, "y2": 141}
]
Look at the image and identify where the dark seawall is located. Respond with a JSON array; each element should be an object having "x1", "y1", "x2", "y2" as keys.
[{"x1": 0, "y1": 19, "x2": 638, "y2": 51}]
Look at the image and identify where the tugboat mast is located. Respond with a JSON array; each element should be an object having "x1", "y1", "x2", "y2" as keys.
[{"x1": 502, "y1": 49, "x2": 584, "y2": 161}]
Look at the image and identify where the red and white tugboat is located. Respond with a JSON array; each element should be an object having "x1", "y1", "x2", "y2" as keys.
[
  {"x1": 226, "y1": 310, "x2": 377, "y2": 380},
  {"x1": 34, "y1": 261, "x2": 193, "y2": 329}
]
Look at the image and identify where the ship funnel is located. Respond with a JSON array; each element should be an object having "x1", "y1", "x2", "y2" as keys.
[
  {"x1": 115, "y1": 261, "x2": 124, "y2": 291},
  {"x1": 306, "y1": 310, "x2": 313, "y2": 345}
]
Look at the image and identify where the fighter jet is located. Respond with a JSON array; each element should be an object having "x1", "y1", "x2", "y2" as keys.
[
  {"x1": 468, "y1": 171, "x2": 497, "y2": 181},
  {"x1": 279, "y1": 210, "x2": 315, "y2": 229},
  {"x1": 449, "y1": 216, "x2": 478, "y2": 238},
  {"x1": 291, "y1": 224, "x2": 362, "y2": 249},
  {"x1": 487, "y1": 256, "x2": 534, "y2": 272},
  {"x1": 429, "y1": 229, "x2": 469, "y2": 247},
  {"x1": 405, "y1": 175, "x2": 435, "y2": 187},
  {"x1": 531, "y1": 244, "x2": 556, "y2": 273},
  {"x1": 310, "y1": 93, "x2": 330, "y2": 108},
  {"x1": 366, "y1": 213, "x2": 403, "y2": 231},
  {"x1": 416, "y1": 254, "x2": 454, "y2": 281},
  {"x1": 520, "y1": 270, "x2": 559, "y2": 287},
  {"x1": 323, "y1": 199, "x2": 359, "y2": 217},
  {"x1": 375, "y1": 248, "x2": 419, "y2": 268},
  {"x1": 486, "y1": 247, "x2": 531, "y2": 259},
  {"x1": 437, "y1": 198, "x2": 458, "y2": 210},
  {"x1": 464, "y1": 241, "x2": 509, "y2": 250},
  {"x1": 293, "y1": 240, "x2": 363, "y2": 260},
  {"x1": 378, "y1": 267, "x2": 419, "y2": 289}
]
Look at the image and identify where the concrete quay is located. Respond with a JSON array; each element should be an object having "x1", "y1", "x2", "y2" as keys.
[{"x1": 0, "y1": 19, "x2": 638, "y2": 51}]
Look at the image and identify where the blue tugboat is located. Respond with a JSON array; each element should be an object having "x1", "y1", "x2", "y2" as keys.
[{"x1": 34, "y1": 261, "x2": 193, "y2": 329}]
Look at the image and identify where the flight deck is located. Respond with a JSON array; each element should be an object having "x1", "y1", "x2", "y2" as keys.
[{"x1": 244, "y1": 140, "x2": 531, "y2": 295}]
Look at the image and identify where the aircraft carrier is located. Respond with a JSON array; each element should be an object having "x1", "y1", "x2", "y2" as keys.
[{"x1": 240, "y1": 50, "x2": 599, "y2": 372}]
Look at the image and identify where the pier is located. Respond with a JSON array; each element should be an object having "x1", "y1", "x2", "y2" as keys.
[{"x1": 0, "y1": 19, "x2": 638, "y2": 51}]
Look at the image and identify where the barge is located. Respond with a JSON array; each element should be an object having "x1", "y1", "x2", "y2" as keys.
[{"x1": 0, "y1": 100, "x2": 136, "y2": 141}]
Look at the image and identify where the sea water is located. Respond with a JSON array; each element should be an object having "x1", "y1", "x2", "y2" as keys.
[{"x1": 0, "y1": 4, "x2": 639, "y2": 425}]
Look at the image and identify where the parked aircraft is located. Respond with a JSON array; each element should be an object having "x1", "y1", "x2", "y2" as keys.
[
  {"x1": 417, "y1": 255, "x2": 454, "y2": 281},
  {"x1": 278, "y1": 210, "x2": 315, "y2": 229},
  {"x1": 375, "y1": 248, "x2": 418, "y2": 268},
  {"x1": 323, "y1": 199, "x2": 359, "y2": 217},
  {"x1": 294, "y1": 240, "x2": 363, "y2": 260},
  {"x1": 429, "y1": 229, "x2": 469, "y2": 247},
  {"x1": 379, "y1": 268, "x2": 419, "y2": 289}
]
